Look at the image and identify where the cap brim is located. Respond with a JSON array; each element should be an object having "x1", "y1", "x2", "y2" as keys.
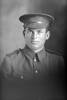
[{"x1": 19, "y1": 13, "x2": 55, "y2": 24}]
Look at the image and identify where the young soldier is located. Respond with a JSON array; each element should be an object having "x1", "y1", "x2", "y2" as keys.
[
  {"x1": 0, "y1": 13, "x2": 65, "y2": 79},
  {"x1": 0, "y1": 13, "x2": 65, "y2": 100}
]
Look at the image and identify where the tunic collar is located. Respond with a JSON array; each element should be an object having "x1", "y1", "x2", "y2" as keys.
[{"x1": 23, "y1": 45, "x2": 47, "y2": 61}]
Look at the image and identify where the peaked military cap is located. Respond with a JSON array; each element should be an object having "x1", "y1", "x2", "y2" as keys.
[{"x1": 19, "y1": 13, "x2": 55, "y2": 29}]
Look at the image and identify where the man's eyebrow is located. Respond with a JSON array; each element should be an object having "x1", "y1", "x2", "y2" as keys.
[
  {"x1": 27, "y1": 28, "x2": 34, "y2": 33},
  {"x1": 27, "y1": 28, "x2": 32, "y2": 31},
  {"x1": 37, "y1": 29, "x2": 41, "y2": 31},
  {"x1": 27, "y1": 28, "x2": 43, "y2": 32}
]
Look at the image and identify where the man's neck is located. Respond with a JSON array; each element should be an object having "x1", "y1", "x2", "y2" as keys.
[{"x1": 33, "y1": 46, "x2": 44, "y2": 53}]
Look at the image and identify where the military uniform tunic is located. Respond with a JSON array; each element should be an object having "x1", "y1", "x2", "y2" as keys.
[
  {"x1": 0, "y1": 45, "x2": 65, "y2": 100},
  {"x1": 0, "y1": 45, "x2": 64, "y2": 79}
]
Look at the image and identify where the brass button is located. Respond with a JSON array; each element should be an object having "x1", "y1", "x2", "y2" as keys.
[
  {"x1": 20, "y1": 75, "x2": 23, "y2": 79},
  {"x1": 34, "y1": 58, "x2": 36, "y2": 62},
  {"x1": 35, "y1": 70, "x2": 38, "y2": 74}
]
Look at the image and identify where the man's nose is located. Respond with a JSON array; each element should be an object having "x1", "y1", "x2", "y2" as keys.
[{"x1": 32, "y1": 31, "x2": 37, "y2": 39}]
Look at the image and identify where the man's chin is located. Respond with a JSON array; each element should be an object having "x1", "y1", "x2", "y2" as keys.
[
  {"x1": 31, "y1": 45, "x2": 39, "y2": 48},
  {"x1": 31, "y1": 45, "x2": 41, "y2": 50},
  {"x1": 27, "y1": 44, "x2": 42, "y2": 50}
]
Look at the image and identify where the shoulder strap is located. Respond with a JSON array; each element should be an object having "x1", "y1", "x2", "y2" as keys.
[
  {"x1": 6, "y1": 48, "x2": 23, "y2": 57},
  {"x1": 45, "y1": 48, "x2": 64, "y2": 56}
]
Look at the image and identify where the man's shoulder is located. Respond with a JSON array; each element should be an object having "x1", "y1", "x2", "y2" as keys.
[
  {"x1": 4, "y1": 48, "x2": 24, "y2": 62},
  {"x1": 46, "y1": 48, "x2": 64, "y2": 63},
  {"x1": 7, "y1": 48, "x2": 24, "y2": 57},
  {"x1": 0, "y1": 48, "x2": 25, "y2": 79},
  {"x1": 46, "y1": 48, "x2": 65, "y2": 66},
  {"x1": 46, "y1": 48, "x2": 64, "y2": 57}
]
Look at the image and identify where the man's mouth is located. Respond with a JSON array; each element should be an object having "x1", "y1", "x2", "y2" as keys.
[{"x1": 31, "y1": 41, "x2": 39, "y2": 44}]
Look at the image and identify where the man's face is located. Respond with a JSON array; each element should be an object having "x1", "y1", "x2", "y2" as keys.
[{"x1": 24, "y1": 28, "x2": 49, "y2": 51}]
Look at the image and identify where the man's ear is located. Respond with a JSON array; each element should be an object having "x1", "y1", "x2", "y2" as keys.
[{"x1": 46, "y1": 31, "x2": 50, "y2": 40}]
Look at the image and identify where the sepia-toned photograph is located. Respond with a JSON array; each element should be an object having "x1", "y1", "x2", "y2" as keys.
[{"x1": 0, "y1": 0, "x2": 66, "y2": 100}]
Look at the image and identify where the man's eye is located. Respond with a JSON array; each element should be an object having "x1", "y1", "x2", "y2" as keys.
[
  {"x1": 37, "y1": 30, "x2": 41, "y2": 34},
  {"x1": 28, "y1": 29, "x2": 32, "y2": 33}
]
